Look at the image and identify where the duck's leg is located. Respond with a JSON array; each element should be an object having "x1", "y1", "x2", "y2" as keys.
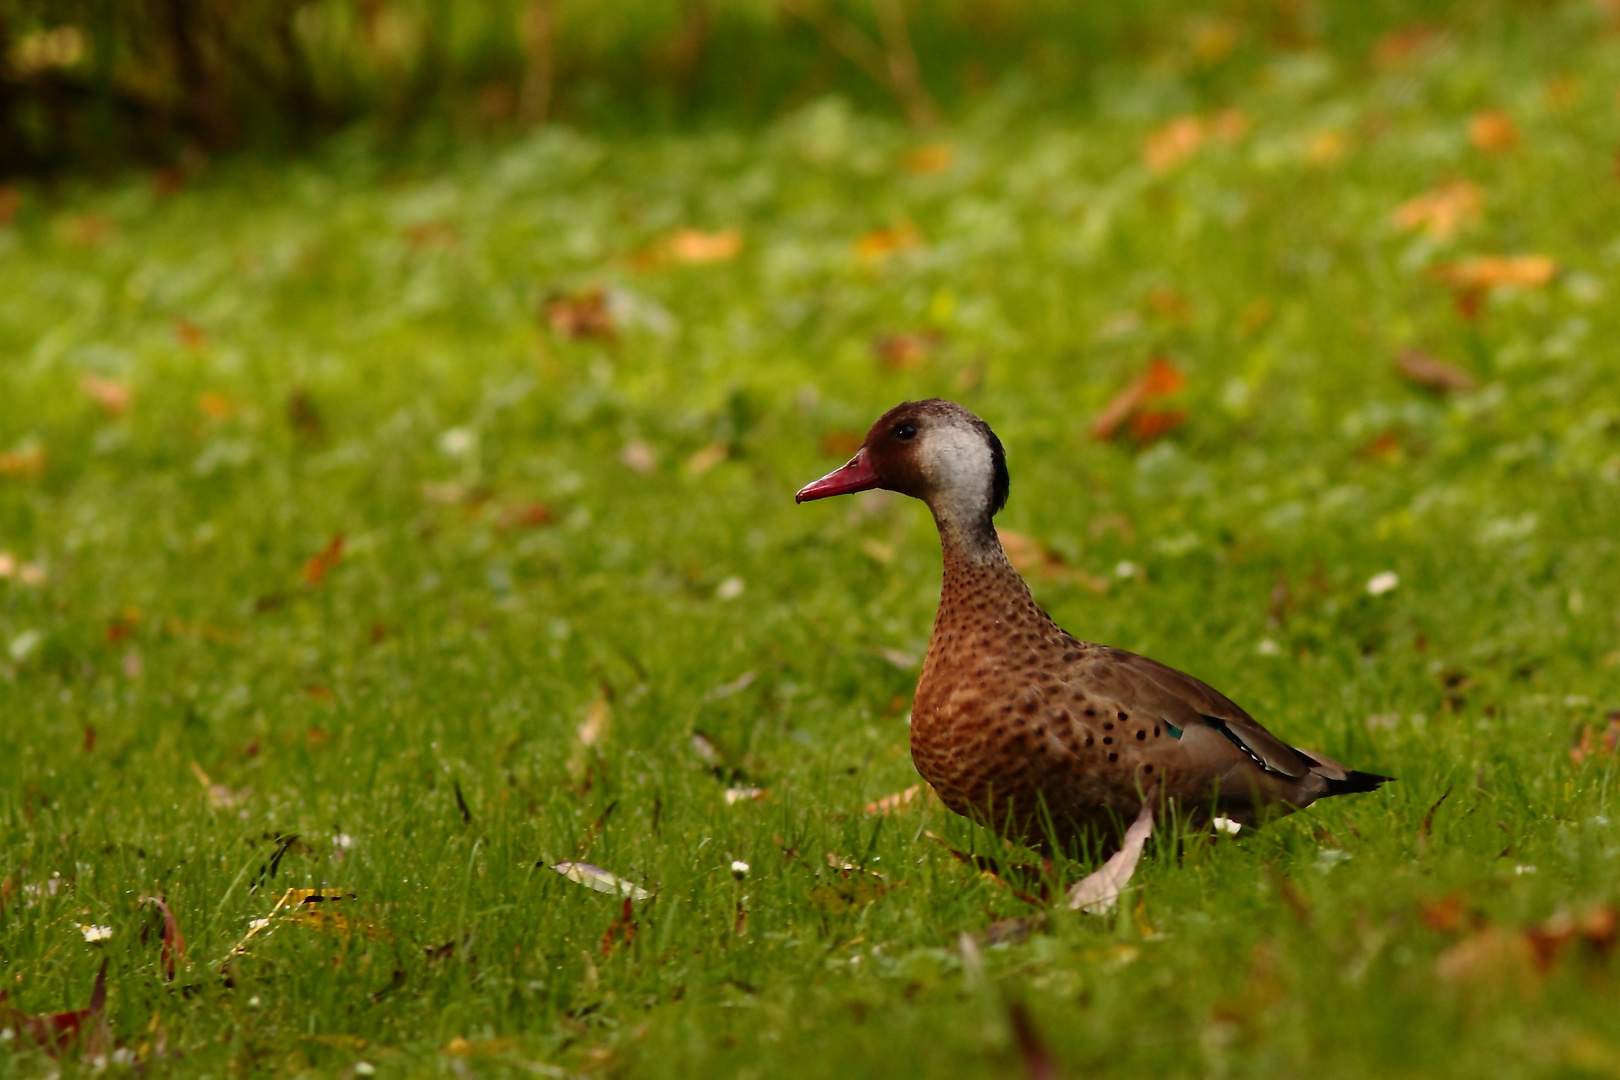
[{"x1": 1066, "y1": 801, "x2": 1154, "y2": 913}]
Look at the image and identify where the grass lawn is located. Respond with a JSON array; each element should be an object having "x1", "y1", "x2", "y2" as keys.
[{"x1": 5, "y1": 7, "x2": 1620, "y2": 1077}]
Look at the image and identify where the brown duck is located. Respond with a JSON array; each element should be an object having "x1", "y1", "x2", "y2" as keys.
[{"x1": 797, "y1": 400, "x2": 1389, "y2": 907}]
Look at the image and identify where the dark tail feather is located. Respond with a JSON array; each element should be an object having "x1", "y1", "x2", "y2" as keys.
[{"x1": 1323, "y1": 770, "x2": 1394, "y2": 796}]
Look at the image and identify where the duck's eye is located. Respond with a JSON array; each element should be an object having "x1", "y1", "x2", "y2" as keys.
[{"x1": 894, "y1": 423, "x2": 917, "y2": 441}]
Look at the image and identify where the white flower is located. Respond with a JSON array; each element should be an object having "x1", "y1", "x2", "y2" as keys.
[
  {"x1": 730, "y1": 860, "x2": 750, "y2": 877},
  {"x1": 1366, "y1": 571, "x2": 1399, "y2": 596},
  {"x1": 1212, "y1": 817, "x2": 1243, "y2": 835},
  {"x1": 80, "y1": 924, "x2": 114, "y2": 942},
  {"x1": 715, "y1": 576, "x2": 745, "y2": 601},
  {"x1": 1114, "y1": 561, "x2": 1137, "y2": 579},
  {"x1": 1256, "y1": 638, "x2": 1281, "y2": 656}
]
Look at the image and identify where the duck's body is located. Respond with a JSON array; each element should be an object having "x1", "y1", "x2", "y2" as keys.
[{"x1": 799, "y1": 399, "x2": 1388, "y2": 870}]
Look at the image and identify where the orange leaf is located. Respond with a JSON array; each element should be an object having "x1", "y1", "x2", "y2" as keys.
[
  {"x1": 1143, "y1": 115, "x2": 1207, "y2": 173},
  {"x1": 902, "y1": 143, "x2": 955, "y2": 174},
  {"x1": 303, "y1": 534, "x2": 345, "y2": 585},
  {"x1": 1434, "y1": 255, "x2": 1557, "y2": 291},
  {"x1": 0, "y1": 440, "x2": 46, "y2": 479},
  {"x1": 544, "y1": 290, "x2": 615, "y2": 339},
  {"x1": 1128, "y1": 409, "x2": 1187, "y2": 442},
  {"x1": 1091, "y1": 358, "x2": 1187, "y2": 442},
  {"x1": 173, "y1": 318, "x2": 208, "y2": 351},
  {"x1": 1393, "y1": 181, "x2": 1482, "y2": 241},
  {"x1": 853, "y1": 223, "x2": 921, "y2": 262},
  {"x1": 1468, "y1": 110, "x2": 1519, "y2": 153},
  {"x1": 1396, "y1": 350, "x2": 1476, "y2": 393},
  {"x1": 666, "y1": 228, "x2": 742, "y2": 265},
  {"x1": 0, "y1": 185, "x2": 20, "y2": 227},
  {"x1": 873, "y1": 331, "x2": 941, "y2": 370},
  {"x1": 80, "y1": 374, "x2": 131, "y2": 416}
]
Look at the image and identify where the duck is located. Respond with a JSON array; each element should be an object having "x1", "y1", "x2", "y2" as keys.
[{"x1": 797, "y1": 399, "x2": 1390, "y2": 908}]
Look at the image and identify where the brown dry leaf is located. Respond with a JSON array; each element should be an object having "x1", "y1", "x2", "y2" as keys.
[
  {"x1": 1372, "y1": 24, "x2": 1441, "y2": 66},
  {"x1": 552, "y1": 861, "x2": 653, "y2": 900},
  {"x1": 1090, "y1": 357, "x2": 1187, "y2": 443},
  {"x1": 0, "y1": 440, "x2": 46, "y2": 479},
  {"x1": 142, "y1": 895, "x2": 188, "y2": 981},
  {"x1": 402, "y1": 221, "x2": 461, "y2": 250},
  {"x1": 0, "y1": 185, "x2": 20, "y2": 227},
  {"x1": 903, "y1": 143, "x2": 955, "y2": 174},
  {"x1": 1421, "y1": 894, "x2": 1468, "y2": 933},
  {"x1": 1143, "y1": 115, "x2": 1207, "y2": 173},
  {"x1": 197, "y1": 392, "x2": 235, "y2": 419},
  {"x1": 1569, "y1": 714, "x2": 1620, "y2": 767},
  {"x1": 79, "y1": 374, "x2": 131, "y2": 416},
  {"x1": 686, "y1": 442, "x2": 729, "y2": 474},
  {"x1": 0, "y1": 958, "x2": 109, "y2": 1058},
  {"x1": 1397, "y1": 350, "x2": 1477, "y2": 394},
  {"x1": 303, "y1": 534, "x2": 345, "y2": 586},
  {"x1": 287, "y1": 388, "x2": 324, "y2": 440},
  {"x1": 619, "y1": 440, "x2": 658, "y2": 474},
  {"x1": 1393, "y1": 181, "x2": 1482, "y2": 241},
  {"x1": 1435, "y1": 255, "x2": 1557, "y2": 292},
  {"x1": 863, "y1": 784, "x2": 924, "y2": 816},
  {"x1": 173, "y1": 318, "x2": 208, "y2": 351},
  {"x1": 873, "y1": 331, "x2": 941, "y2": 370},
  {"x1": 61, "y1": 213, "x2": 115, "y2": 246},
  {"x1": 853, "y1": 223, "x2": 922, "y2": 263},
  {"x1": 228, "y1": 888, "x2": 383, "y2": 957},
  {"x1": 189, "y1": 762, "x2": 250, "y2": 810},
  {"x1": 498, "y1": 503, "x2": 553, "y2": 528},
  {"x1": 1436, "y1": 925, "x2": 1539, "y2": 997},
  {"x1": 545, "y1": 290, "x2": 615, "y2": 340},
  {"x1": 998, "y1": 531, "x2": 1109, "y2": 593},
  {"x1": 818, "y1": 430, "x2": 864, "y2": 459},
  {"x1": 666, "y1": 228, "x2": 742, "y2": 265},
  {"x1": 1469, "y1": 110, "x2": 1520, "y2": 153},
  {"x1": 1307, "y1": 129, "x2": 1349, "y2": 166}
]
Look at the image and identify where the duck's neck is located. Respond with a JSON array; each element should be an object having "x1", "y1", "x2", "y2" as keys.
[{"x1": 931, "y1": 509, "x2": 1040, "y2": 624}]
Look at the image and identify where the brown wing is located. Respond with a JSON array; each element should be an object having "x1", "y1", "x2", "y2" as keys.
[{"x1": 1091, "y1": 646, "x2": 1318, "y2": 779}]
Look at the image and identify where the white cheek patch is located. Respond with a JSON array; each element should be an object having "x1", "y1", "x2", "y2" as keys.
[{"x1": 920, "y1": 424, "x2": 993, "y2": 525}]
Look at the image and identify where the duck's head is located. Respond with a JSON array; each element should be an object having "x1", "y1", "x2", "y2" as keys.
[{"x1": 796, "y1": 399, "x2": 1009, "y2": 528}]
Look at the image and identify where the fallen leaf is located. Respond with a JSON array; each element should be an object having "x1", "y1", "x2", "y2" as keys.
[
  {"x1": 1421, "y1": 893, "x2": 1469, "y2": 933},
  {"x1": 0, "y1": 439, "x2": 46, "y2": 479},
  {"x1": 723, "y1": 787, "x2": 767, "y2": 805},
  {"x1": 1397, "y1": 350, "x2": 1476, "y2": 393},
  {"x1": 498, "y1": 503, "x2": 553, "y2": 528},
  {"x1": 666, "y1": 228, "x2": 742, "y2": 264},
  {"x1": 545, "y1": 289, "x2": 615, "y2": 339},
  {"x1": 1143, "y1": 115, "x2": 1207, "y2": 173},
  {"x1": 197, "y1": 392, "x2": 235, "y2": 419},
  {"x1": 1090, "y1": 357, "x2": 1186, "y2": 442},
  {"x1": 1435, "y1": 255, "x2": 1557, "y2": 291},
  {"x1": 173, "y1": 318, "x2": 208, "y2": 351},
  {"x1": 686, "y1": 442, "x2": 728, "y2": 474},
  {"x1": 0, "y1": 958, "x2": 109, "y2": 1058},
  {"x1": 1569, "y1": 714, "x2": 1620, "y2": 766},
  {"x1": 818, "y1": 430, "x2": 864, "y2": 459},
  {"x1": 227, "y1": 887, "x2": 383, "y2": 957},
  {"x1": 143, "y1": 895, "x2": 188, "y2": 980},
  {"x1": 1393, "y1": 181, "x2": 1483, "y2": 241},
  {"x1": 903, "y1": 143, "x2": 955, "y2": 174},
  {"x1": 0, "y1": 185, "x2": 19, "y2": 226},
  {"x1": 189, "y1": 762, "x2": 250, "y2": 810},
  {"x1": 863, "y1": 784, "x2": 924, "y2": 816},
  {"x1": 80, "y1": 374, "x2": 131, "y2": 416},
  {"x1": 619, "y1": 440, "x2": 657, "y2": 474},
  {"x1": 61, "y1": 213, "x2": 114, "y2": 246},
  {"x1": 402, "y1": 221, "x2": 460, "y2": 250},
  {"x1": 551, "y1": 862, "x2": 652, "y2": 900},
  {"x1": 287, "y1": 388, "x2": 324, "y2": 440},
  {"x1": 873, "y1": 331, "x2": 941, "y2": 370},
  {"x1": 1307, "y1": 129, "x2": 1349, "y2": 165},
  {"x1": 853, "y1": 223, "x2": 921, "y2": 263},
  {"x1": 1372, "y1": 24, "x2": 1441, "y2": 66},
  {"x1": 303, "y1": 534, "x2": 345, "y2": 586},
  {"x1": 1469, "y1": 110, "x2": 1519, "y2": 153}
]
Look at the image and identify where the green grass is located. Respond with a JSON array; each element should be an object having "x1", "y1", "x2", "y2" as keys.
[{"x1": 5, "y1": 6, "x2": 1620, "y2": 1077}]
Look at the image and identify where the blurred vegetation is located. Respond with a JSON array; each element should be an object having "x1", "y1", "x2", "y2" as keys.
[{"x1": 2, "y1": 0, "x2": 1479, "y2": 176}]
